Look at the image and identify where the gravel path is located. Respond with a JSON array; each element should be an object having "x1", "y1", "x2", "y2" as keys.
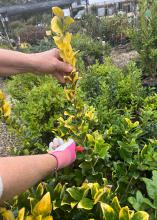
[
  {"x1": 0, "y1": 77, "x2": 21, "y2": 156},
  {"x1": 111, "y1": 45, "x2": 139, "y2": 68}
]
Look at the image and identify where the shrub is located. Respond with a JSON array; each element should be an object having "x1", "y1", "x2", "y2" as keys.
[
  {"x1": 71, "y1": 14, "x2": 105, "y2": 40},
  {"x1": 19, "y1": 25, "x2": 46, "y2": 45},
  {"x1": 7, "y1": 74, "x2": 66, "y2": 154},
  {"x1": 6, "y1": 58, "x2": 156, "y2": 217},
  {"x1": 72, "y1": 34, "x2": 111, "y2": 65},
  {"x1": 71, "y1": 14, "x2": 130, "y2": 45},
  {"x1": 1, "y1": 182, "x2": 149, "y2": 220},
  {"x1": 80, "y1": 59, "x2": 145, "y2": 131},
  {"x1": 128, "y1": 0, "x2": 157, "y2": 77},
  {"x1": 29, "y1": 38, "x2": 55, "y2": 53},
  {"x1": 3, "y1": 6, "x2": 157, "y2": 219}
]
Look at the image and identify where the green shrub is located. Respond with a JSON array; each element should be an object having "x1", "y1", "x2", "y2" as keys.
[
  {"x1": 29, "y1": 38, "x2": 55, "y2": 53},
  {"x1": 72, "y1": 34, "x2": 111, "y2": 66},
  {"x1": 128, "y1": 0, "x2": 157, "y2": 77},
  {"x1": 4, "y1": 58, "x2": 157, "y2": 218},
  {"x1": 129, "y1": 170, "x2": 157, "y2": 219},
  {"x1": 7, "y1": 74, "x2": 66, "y2": 154},
  {"x1": 71, "y1": 14, "x2": 130, "y2": 45},
  {"x1": 80, "y1": 59, "x2": 145, "y2": 130},
  {"x1": 71, "y1": 14, "x2": 105, "y2": 40},
  {"x1": 140, "y1": 94, "x2": 157, "y2": 141},
  {"x1": 1, "y1": 181, "x2": 149, "y2": 220}
]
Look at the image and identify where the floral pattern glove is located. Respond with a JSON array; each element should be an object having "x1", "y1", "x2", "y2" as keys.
[{"x1": 48, "y1": 138, "x2": 76, "y2": 170}]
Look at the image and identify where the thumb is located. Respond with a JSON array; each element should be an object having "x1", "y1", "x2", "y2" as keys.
[{"x1": 57, "y1": 60, "x2": 73, "y2": 73}]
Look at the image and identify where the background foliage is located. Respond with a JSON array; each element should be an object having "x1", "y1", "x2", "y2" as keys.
[
  {"x1": 128, "y1": 0, "x2": 157, "y2": 77},
  {"x1": 1, "y1": 2, "x2": 157, "y2": 220}
]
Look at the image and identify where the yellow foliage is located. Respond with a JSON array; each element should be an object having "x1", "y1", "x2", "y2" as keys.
[
  {"x1": 16, "y1": 208, "x2": 25, "y2": 220},
  {"x1": 20, "y1": 43, "x2": 29, "y2": 49},
  {"x1": 51, "y1": 16, "x2": 63, "y2": 35},
  {"x1": 2, "y1": 100, "x2": 11, "y2": 117},
  {"x1": 25, "y1": 216, "x2": 34, "y2": 220},
  {"x1": 1, "y1": 210, "x2": 15, "y2": 220},
  {"x1": 51, "y1": 7, "x2": 77, "y2": 71},
  {"x1": 64, "y1": 16, "x2": 74, "y2": 26},
  {"x1": 52, "y1": 7, "x2": 64, "y2": 18},
  {"x1": 33, "y1": 192, "x2": 52, "y2": 216},
  {"x1": 42, "y1": 216, "x2": 53, "y2": 220},
  {"x1": 0, "y1": 90, "x2": 11, "y2": 118},
  {"x1": 0, "y1": 90, "x2": 5, "y2": 100}
]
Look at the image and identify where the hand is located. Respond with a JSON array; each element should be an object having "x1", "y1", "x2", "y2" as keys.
[
  {"x1": 31, "y1": 48, "x2": 72, "y2": 83},
  {"x1": 48, "y1": 138, "x2": 76, "y2": 170}
]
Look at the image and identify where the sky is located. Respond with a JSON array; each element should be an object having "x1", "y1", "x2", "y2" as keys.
[
  {"x1": 89, "y1": 0, "x2": 106, "y2": 3},
  {"x1": 89, "y1": 0, "x2": 126, "y2": 4}
]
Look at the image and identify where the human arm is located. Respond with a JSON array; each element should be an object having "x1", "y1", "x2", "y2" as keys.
[
  {"x1": 0, "y1": 139, "x2": 76, "y2": 203},
  {"x1": 0, "y1": 154, "x2": 57, "y2": 203},
  {"x1": 0, "y1": 48, "x2": 72, "y2": 83}
]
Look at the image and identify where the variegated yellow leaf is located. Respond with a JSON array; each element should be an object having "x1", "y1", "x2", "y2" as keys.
[
  {"x1": 25, "y1": 216, "x2": 34, "y2": 220},
  {"x1": 0, "y1": 90, "x2": 5, "y2": 100},
  {"x1": 1, "y1": 210, "x2": 15, "y2": 220},
  {"x1": 52, "y1": 7, "x2": 64, "y2": 18},
  {"x1": 51, "y1": 16, "x2": 63, "y2": 34},
  {"x1": 33, "y1": 192, "x2": 52, "y2": 216},
  {"x1": 42, "y1": 216, "x2": 53, "y2": 220},
  {"x1": 64, "y1": 16, "x2": 74, "y2": 26},
  {"x1": 16, "y1": 208, "x2": 25, "y2": 220},
  {"x1": 2, "y1": 100, "x2": 11, "y2": 117}
]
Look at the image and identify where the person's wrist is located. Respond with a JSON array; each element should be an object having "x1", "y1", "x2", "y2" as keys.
[
  {"x1": 44, "y1": 154, "x2": 58, "y2": 172},
  {"x1": 48, "y1": 154, "x2": 58, "y2": 170},
  {"x1": 26, "y1": 53, "x2": 41, "y2": 74}
]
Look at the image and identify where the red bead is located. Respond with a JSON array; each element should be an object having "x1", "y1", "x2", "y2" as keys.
[{"x1": 76, "y1": 146, "x2": 85, "y2": 153}]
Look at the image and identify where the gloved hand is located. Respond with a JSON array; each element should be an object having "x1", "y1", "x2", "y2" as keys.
[{"x1": 48, "y1": 138, "x2": 76, "y2": 170}]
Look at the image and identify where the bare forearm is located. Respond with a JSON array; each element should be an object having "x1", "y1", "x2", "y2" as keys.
[
  {"x1": 0, "y1": 48, "x2": 72, "y2": 83},
  {"x1": 0, "y1": 154, "x2": 57, "y2": 202},
  {"x1": 0, "y1": 49, "x2": 36, "y2": 76}
]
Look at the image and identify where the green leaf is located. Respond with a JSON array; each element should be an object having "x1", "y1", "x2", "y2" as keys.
[
  {"x1": 77, "y1": 198, "x2": 94, "y2": 210},
  {"x1": 95, "y1": 142, "x2": 110, "y2": 158},
  {"x1": 111, "y1": 197, "x2": 121, "y2": 216},
  {"x1": 142, "y1": 170, "x2": 157, "y2": 206},
  {"x1": 36, "y1": 183, "x2": 44, "y2": 198},
  {"x1": 119, "y1": 207, "x2": 130, "y2": 220},
  {"x1": 91, "y1": 183, "x2": 99, "y2": 199},
  {"x1": 131, "y1": 211, "x2": 149, "y2": 220},
  {"x1": 94, "y1": 189, "x2": 105, "y2": 204},
  {"x1": 66, "y1": 187, "x2": 83, "y2": 201},
  {"x1": 141, "y1": 144, "x2": 149, "y2": 157},
  {"x1": 54, "y1": 183, "x2": 62, "y2": 199},
  {"x1": 86, "y1": 134, "x2": 95, "y2": 143},
  {"x1": 99, "y1": 202, "x2": 116, "y2": 220},
  {"x1": 128, "y1": 190, "x2": 155, "y2": 211},
  {"x1": 70, "y1": 201, "x2": 78, "y2": 209}
]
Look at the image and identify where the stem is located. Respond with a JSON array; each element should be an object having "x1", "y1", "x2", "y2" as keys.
[
  {"x1": 120, "y1": 176, "x2": 133, "y2": 203},
  {"x1": 155, "y1": 209, "x2": 157, "y2": 219}
]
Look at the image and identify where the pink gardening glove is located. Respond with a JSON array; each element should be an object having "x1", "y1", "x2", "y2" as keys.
[{"x1": 48, "y1": 138, "x2": 76, "y2": 170}]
